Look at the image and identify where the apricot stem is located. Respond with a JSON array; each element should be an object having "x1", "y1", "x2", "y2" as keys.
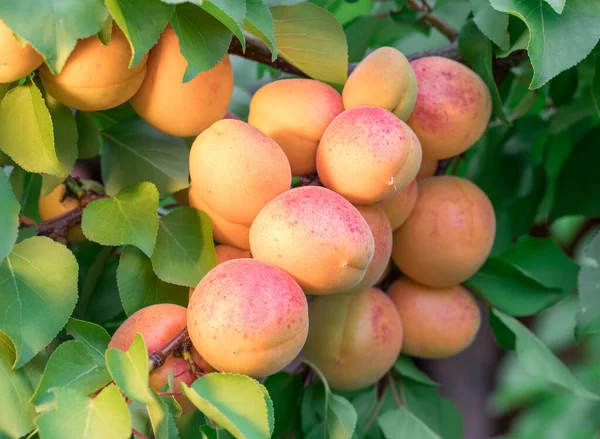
[{"x1": 148, "y1": 327, "x2": 191, "y2": 371}]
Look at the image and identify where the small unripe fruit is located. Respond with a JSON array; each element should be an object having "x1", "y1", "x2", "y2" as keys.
[
  {"x1": 250, "y1": 186, "x2": 375, "y2": 295},
  {"x1": 248, "y1": 78, "x2": 344, "y2": 175},
  {"x1": 303, "y1": 288, "x2": 403, "y2": 390},
  {"x1": 188, "y1": 259, "x2": 308, "y2": 377},
  {"x1": 388, "y1": 278, "x2": 480, "y2": 358},
  {"x1": 38, "y1": 184, "x2": 85, "y2": 243},
  {"x1": 39, "y1": 27, "x2": 147, "y2": 111},
  {"x1": 407, "y1": 57, "x2": 492, "y2": 160},
  {"x1": 317, "y1": 106, "x2": 422, "y2": 204},
  {"x1": 130, "y1": 26, "x2": 233, "y2": 137},
  {"x1": 189, "y1": 119, "x2": 291, "y2": 225},
  {"x1": 416, "y1": 158, "x2": 438, "y2": 180},
  {"x1": 0, "y1": 20, "x2": 43, "y2": 83},
  {"x1": 189, "y1": 187, "x2": 250, "y2": 250},
  {"x1": 343, "y1": 47, "x2": 417, "y2": 121},
  {"x1": 391, "y1": 176, "x2": 495, "y2": 287},
  {"x1": 378, "y1": 179, "x2": 418, "y2": 231},
  {"x1": 215, "y1": 244, "x2": 252, "y2": 265}
]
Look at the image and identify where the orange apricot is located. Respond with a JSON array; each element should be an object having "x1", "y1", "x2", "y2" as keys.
[
  {"x1": 0, "y1": 20, "x2": 43, "y2": 83},
  {"x1": 38, "y1": 183, "x2": 85, "y2": 243},
  {"x1": 416, "y1": 158, "x2": 438, "y2": 180},
  {"x1": 378, "y1": 179, "x2": 418, "y2": 231},
  {"x1": 215, "y1": 244, "x2": 252, "y2": 265},
  {"x1": 388, "y1": 278, "x2": 481, "y2": 358}
]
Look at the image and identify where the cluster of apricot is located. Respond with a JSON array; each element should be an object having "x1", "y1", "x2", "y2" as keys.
[{"x1": 2, "y1": 19, "x2": 495, "y2": 400}]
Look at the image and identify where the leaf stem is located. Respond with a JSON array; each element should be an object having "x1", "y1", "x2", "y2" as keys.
[
  {"x1": 363, "y1": 385, "x2": 389, "y2": 433},
  {"x1": 132, "y1": 428, "x2": 150, "y2": 439}
]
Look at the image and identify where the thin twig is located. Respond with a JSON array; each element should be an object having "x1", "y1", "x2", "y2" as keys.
[
  {"x1": 363, "y1": 384, "x2": 389, "y2": 433},
  {"x1": 132, "y1": 428, "x2": 150, "y2": 439},
  {"x1": 388, "y1": 374, "x2": 404, "y2": 408},
  {"x1": 148, "y1": 327, "x2": 191, "y2": 371}
]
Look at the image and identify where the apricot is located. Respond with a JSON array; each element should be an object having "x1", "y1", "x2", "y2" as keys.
[
  {"x1": 250, "y1": 186, "x2": 374, "y2": 295},
  {"x1": 188, "y1": 187, "x2": 250, "y2": 250},
  {"x1": 391, "y1": 176, "x2": 495, "y2": 287},
  {"x1": 189, "y1": 119, "x2": 291, "y2": 225},
  {"x1": 38, "y1": 27, "x2": 147, "y2": 111},
  {"x1": 388, "y1": 278, "x2": 480, "y2": 358},
  {"x1": 416, "y1": 158, "x2": 438, "y2": 180},
  {"x1": 377, "y1": 260, "x2": 391, "y2": 284},
  {"x1": 187, "y1": 259, "x2": 308, "y2": 377},
  {"x1": 38, "y1": 183, "x2": 85, "y2": 243},
  {"x1": 343, "y1": 47, "x2": 417, "y2": 121},
  {"x1": 248, "y1": 78, "x2": 344, "y2": 175},
  {"x1": 342, "y1": 204, "x2": 392, "y2": 294},
  {"x1": 303, "y1": 288, "x2": 403, "y2": 390},
  {"x1": 407, "y1": 57, "x2": 492, "y2": 160},
  {"x1": 378, "y1": 179, "x2": 418, "y2": 231},
  {"x1": 130, "y1": 25, "x2": 233, "y2": 137},
  {"x1": 316, "y1": 106, "x2": 422, "y2": 204},
  {"x1": 215, "y1": 244, "x2": 252, "y2": 265},
  {"x1": 108, "y1": 304, "x2": 197, "y2": 413},
  {"x1": 0, "y1": 20, "x2": 43, "y2": 83}
]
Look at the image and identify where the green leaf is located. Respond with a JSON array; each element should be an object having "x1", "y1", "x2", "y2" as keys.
[
  {"x1": 576, "y1": 232, "x2": 600, "y2": 339},
  {"x1": 151, "y1": 207, "x2": 217, "y2": 287},
  {"x1": 202, "y1": 0, "x2": 246, "y2": 51},
  {"x1": 9, "y1": 167, "x2": 42, "y2": 222},
  {"x1": 470, "y1": 0, "x2": 509, "y2": 51},
  {"x1": 0, "y1": 332, "x2": 37, "y2": 439},
  {"x1": 147, "y1": 389, "x2": 181, "y2": 439},
  {"x1": 117, "y1": 245, "x2": 189, "y2": 316},
  {"x1": 244, "y1": 0, "x2": 277, "y2": 60},
  {"x1": 0, "y1": 0, "x2": 108, "y2": 74},
  {"x1": 459, "y1": 20, "x2": 510, "y2": 125},
  {"x1": 271, "y1": 2, "x2": 348, "y2": 85},
  {"x1": 0, "y1": 82, "x2": 63, "y2": 176},
  {"x1": 593, "y1": 56, "x2": 600, "y2": 118},
  {"x1": 0, "y1": 81, "x2": 17, "y2": 103},
  {"x1": 36, "y1": 384, "x2": 132, "y2": 439},
  {"x1": 105, "y1": 0, "x2": 174, "y2": 68},
  {"x1": 544, "y1": 0, "x2": 565, "y2": 14},
  {"x1": 0, "y1": 237, "x2": 78, "y2": 368},
  {"x1": 0, "y1": 171, "x2": 19, "y2": 265},
  {"x1": 181, "y1": 373, "x2": 274, "y2": 439},
  {"x1": 492, "y1": 308, "x2": 599, "y2": 400},
  {"x1": 170, "y1": 4, "x2": 234, "y2": 83},
  {"x1": 263, "y1": 373, "x2": 303, "y2": 438},
  {"x1": 327, "y1": 393, "x2": 357, "y2": 439},
  {"x1": 46, "y1": 95, "x2": 79, "y2": 178},
  {"x1": 379, "y1": 408, "x2": 442, "y2": 439},
  {"x1": 31, "y1": 340, "x2": 111, "y2": 410},
  {"x1": 65, "y1": 318, "x2": 111, "y2": 366},
  {"x1": 75, "y1": 111, "x2": 102, "y2": 159},
  {"x1": 106, "y1": 333, "x2": 154, "y2": 405},
  {"x1": 82, "y1": 182, "x2": 159, "y2": 257},
  {"x1": 101, "y1": 117, "x2": 189, "y2": 198},
  {"x1": 97, "y1": 17, "x2": 113, "y2": 45},
  {"x1": 490, "y1": 0, "x2": 600, "y2": 88},
  {"x1": 393, "y1": 356, "x2": 439, "y2": 387},
  {"x1": 551, "y1": 128, "x2": 600, "y2": 219},
  {"x1": 489, "y1": 308, "x2": 516, "y2": 350}
]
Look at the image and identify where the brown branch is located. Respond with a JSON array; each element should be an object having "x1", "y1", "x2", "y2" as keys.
[
  {"x1": 148, "y1": 327, "x2": 191, "y2": 371},
  {"x1": 405, "y1": 0, "x2": 458, "y2": 40}
]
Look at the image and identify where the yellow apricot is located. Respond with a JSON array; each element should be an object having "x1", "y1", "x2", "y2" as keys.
[
  {"x1": 391, "y1": 176, "x2": 495, "y2": 287},
  {"x1": 388, "y1": 278, "x2": 480, "y2": 358},
  {"x1": 130, "y1": 25, "x2": 233, "y2": 137},
  {"x1": 342, "y1": 204, "x2": 392, "y2": 294},
  {"x1": 248, "y1": 78, "x2": 344, "y2": 175},
  {"x1": 188, "y1": 187, "x2": 250, "y2": 250},
  {"x1": 407, "y1": 57, "x2": 492, "y2": 160},
  {"x1": 378, "y1": 179, "x2": 418, "y2": 231},
  {"x1": 303, "y1": 288, "x2": 403, "y2": 390},
  {"x1": 38, "y1": 27, "x2": 147, "y2": 111},
  {"x1": 250, "y1": 186, "x2": 375, "y2": 295},
  {"x1": 38, "y1": 183, "x2": 85, "y2": 243},
  {"x1": 316, "y1": 106, "x2": 422, "y2": 204},
  {"x1": 215, "y1": 244, "x2": 252, "y2": 265},
  {"x1": 148, "y1": 355, "x2": 196, "y2": 414},
  {"x1": 189, "y1": 119, "x2": 291, "y2": 225},
  {"x1": 343, "y1": 47, "x2": 417, "y2": 121},
  {"x1": 416, "y1": 158, "x2": 437, "y2": 180},
  {"x1": 0, "y1": 20, "x2": 43, "y2": 83},
  {"x1": 187, "y1": 259, "x2": 308, "y2": 377}
]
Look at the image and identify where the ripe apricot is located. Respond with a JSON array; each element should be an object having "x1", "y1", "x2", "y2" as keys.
[
  {"x1": 188, "y1": 187, "x2": 250, "y2": 250},
  {"x1": 215, "y1": 244, "x2": 252, "y2": 265},
  {"x1": 316, "y1": 106, "x2": 422, "y2": 204},
  {"x1": 130, "y1": 25, "x2": 233, "y2": 137},
  {"x1": 343, "y1": 47, "x2": 417, "y2": 121},
  {"x1": 303, "y1": 288, "x2": 403, "y2": 390},
  {"x1": 416, "y1": 158, "x2": 437, "y2": 180},
  {"x1": 189, "y1": 119, "x2": 291, "y2": 225},
  {"x1": 250, "y1": 186, "x2": 374, "y2": 295},
  {"x1": 38, "y1": 184, "x2": 85, "y2": 243},
  {"x1": 391, "y1": 176, "x2": 495, "y2": 287},
  {"x1": 407, "y1": 57, "x2": 492, "y2": 160},
  {"x1": 0, "y1": 20, "x2": 43, "y2": 83},
  {"x1": 187, "y1": 259, "x2": 308, "y2": 377},
  {"x1": 388, "y1": 278, "x2": 480, "y2": 358},
  {"x1": 378, "y1": 179, "x2": 418, "y2": 230},
  {"x1": 248, "y1": 78, "x2": 344, "y2": 175},
  {"x1": 343, "y1": 204, "x2": 392, "y2": 294},
  {"x1": 38, "y1": 27, "x2": 147, "y2": 111},
  {"x1": 148, "y1": 355, "x2": 196, "y2": 413}
]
